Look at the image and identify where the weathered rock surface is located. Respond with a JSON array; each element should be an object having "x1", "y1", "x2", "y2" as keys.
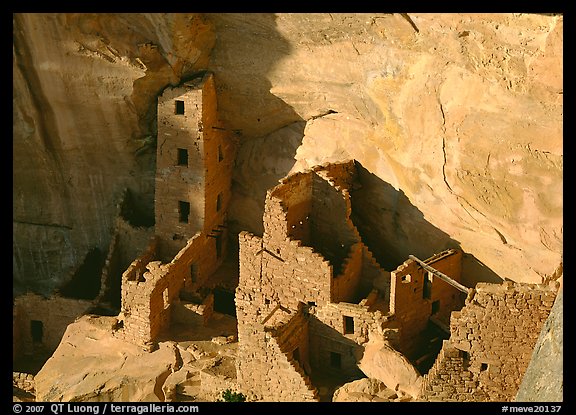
[
  {"x1": 358, "y1": 340, "x2": 422, "y2": 398},
  {"x1": 13, "y1": 13, "x2": 562, "y2": 296},
  {"x1": 332, "y1": 377, "x2": 402, "y2": 402},
  {"x1": 515, "y1": 287, "x2": 563, "y2": 402},
  {"x1": 34, "y1": 314, "x2": 238, "y2": 402}
]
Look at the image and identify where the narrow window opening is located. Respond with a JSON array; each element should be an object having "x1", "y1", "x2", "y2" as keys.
[
  {"x1": 30, "y1": 320, "x2": 43, "y2": 343},
  {"x1": 175, "y1": 100, "x2": 185, "y2": 115},
  {"x1": 218, "y1": 144, "x2": 224, "y2": 162},
  {"x1": 177, "y1": 148, "x2": 188, "y2": 166},
  {"x1": 344, "y1": 316, "x2": 355, "y2": 335},
  {"x1": 480, "y1": 363, "x2": 488, "y2": 372},
  {"x1": 178, "y1": 201, "x2": 190, "y2": 223},
  {"x1": 462, "y1": 351, "x2": 471, "y2": 369},
  {"x1": 423, "y1": 272, "x2": 432, "y2": 300},
  {"x1": 330, "y1": 351, "x2": 342, "y2": 369}
]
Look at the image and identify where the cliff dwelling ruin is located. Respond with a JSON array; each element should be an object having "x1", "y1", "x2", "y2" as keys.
[
  {"x1": 13, "y1": 69, "x2": 562, "y2": 404},
  {"x1": 13, "y1": 12, "x2": 563, "y2": 405}
]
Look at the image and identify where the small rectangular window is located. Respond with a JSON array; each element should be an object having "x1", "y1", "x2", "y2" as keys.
[
  {"x1": 179, "y1": 201, "x2": 190, "y2": 223},
  {"x1": 177, "y1": 148, "x2": 188, "y2": 166},
  {"x1": 175, "y1": 100, "x2": 185, "y2": 115},
  {"x1": 344, "y1": 316, "x2": 354, "y2": 334},
  {"x1": 330, "y1": 352, "x2": 342, "y2": 369}
]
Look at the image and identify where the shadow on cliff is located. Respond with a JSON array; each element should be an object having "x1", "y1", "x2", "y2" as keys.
[
  {"x1": 350, "y1": 161, "x2": 502, "y2": 287},
  {"x1": 204, "y1": 14, "x2": 306, "y2": 238}
]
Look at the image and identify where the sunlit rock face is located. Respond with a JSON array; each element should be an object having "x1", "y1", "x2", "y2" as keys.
[{"x1": 13, "y1": 13, "x2": 562, "y2": 295}]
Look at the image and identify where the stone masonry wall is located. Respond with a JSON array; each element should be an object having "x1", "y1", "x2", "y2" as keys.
[
  {"x1": 331, "y1": 242, "x2": 363, "y2": 304},
  {"x1": 310, "y1": 172, "x2": 360, "y2": 275},
  {"x1": 311, "y1": 300, "x2": 396, "y2": 379},
  {"x1": 236, "y1": 231, "x2": 320, "y2": 401},
  {"x1": 235, "y1": 306, "x2": 318, "y2": 401},
  {"x1": 155, "y1": 82, "x2": 205, "y2": 256},
  {"x1": 200, "y1": 74, "x2": 235, "y2": 240},
  {"x1": 235, "y1": 163, "x2": 395, "y2": 401},
  {"x1": 420, "y1": 281, "x2": 559, "y2": 402},
  {"x1": 12, "y1": 293, "x2": 93, "y2": 356},
  {"x1": 313, "y1": 160, "x2": 358, "y2": 191},
  {"x1": 260, "y1": 186, "x2": 334, "y2": 309},
  {"x1": 265, "y1": 171, "x2": 313, "y2": 245},
  {"x1": 119, "y1": 236, "x2": 158, "y2": 342},
  {"x1": 118, "y1": 229, "x2": 227, "y2": 348},
  {"x1": 390, "y1": 249, "x2": 464, "y2": 356},
  {"x1": 420, "y1": 340, "x2": 479, "y2": 401}
]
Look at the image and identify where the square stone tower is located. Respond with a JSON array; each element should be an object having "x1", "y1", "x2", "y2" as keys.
[{"x1": 155, "y1": 72, "x2": 231, "y2": 260}]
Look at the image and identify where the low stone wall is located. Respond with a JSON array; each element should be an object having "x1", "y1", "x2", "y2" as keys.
[
  {"x1": 13, "y1": 372, "x2": 35, "y2": 394},
  {"x1": 13, "y1": 293, "x2": 93, "y2": 357}
]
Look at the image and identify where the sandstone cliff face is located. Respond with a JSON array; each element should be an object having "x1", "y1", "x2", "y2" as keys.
[{"x1": 13, "y1": 13, "x2": 562, "y2": 294}]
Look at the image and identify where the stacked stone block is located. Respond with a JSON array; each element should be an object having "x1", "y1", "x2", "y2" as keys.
[
  {"x1": 420, "y1": 340, "x2": 484, "y2": 401},
  {"x1": 235, "y1": 163, "x2": 395, "y2": 401},
  {"x1": 421, "y1": 281, "x2": 559, "y2": 401},
  {"x1": 13, "y1": 372, "x2": 35, "y2": 395},
  {"x1": 12, "y1": 293, "x2": 93, "y2": 358},
  {"x1": 390, "y1": 249, "x2": 464, "y2": 356}
]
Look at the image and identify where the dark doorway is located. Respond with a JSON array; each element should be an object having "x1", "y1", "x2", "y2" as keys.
[
  {"x1": 175, "y1": 100, "x2": 185, "y2": 115},
  {"x1": 344, "y1": 316, "x2": 355, "y2": 334},
  {"x1": 30, "y1": 320, "x2": 43, "y2": 344},
  {"x1": 179, "y1": 201, "x2": 190, "y2": 223},
  {"x1": 330, "y1": 351, "x2": 342, "y2": 369},
  {"x1": 177, "y1": 148, "x2": 188, "y2": 166},
  {"x1": 213, "y1": 287, "x2": 236, "y2": 317}
]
